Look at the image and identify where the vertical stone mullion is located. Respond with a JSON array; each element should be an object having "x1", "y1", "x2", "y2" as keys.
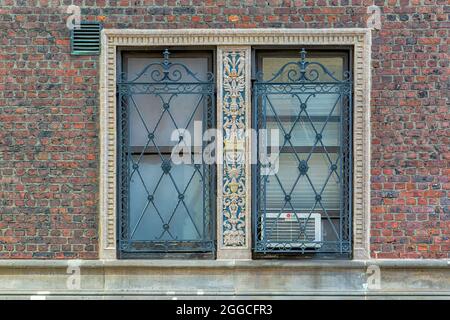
[{"x1": 217, "y1": 46, "x2": 252, "y2": 260}]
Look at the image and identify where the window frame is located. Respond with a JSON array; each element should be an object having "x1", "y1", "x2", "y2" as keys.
[
  {"x1": 99, "y1": 29, "x2": 371, "y2": 261},
  {"x1": 117, "y1": 48, "x2": 217, "y2": 259},
  {"x1": 251, "y1": 47, "x2": 354, "y2": 259}
]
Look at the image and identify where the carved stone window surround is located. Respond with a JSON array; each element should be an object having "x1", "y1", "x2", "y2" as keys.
[{"x1": 99, "y1": 28, "x2": 371, "y2": 260}]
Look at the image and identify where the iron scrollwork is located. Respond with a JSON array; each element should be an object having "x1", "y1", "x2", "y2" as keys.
[
  {"x1": 118, "y1": 49, "x2": 215, "y2": 256},
  {"x1": 253, "y1": 49, "x2": 353, "y2": 256}
]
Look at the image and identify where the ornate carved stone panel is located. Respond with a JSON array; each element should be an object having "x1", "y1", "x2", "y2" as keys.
[{"x1": 216, "y1": 47, "x2": 252, "y2": 259}]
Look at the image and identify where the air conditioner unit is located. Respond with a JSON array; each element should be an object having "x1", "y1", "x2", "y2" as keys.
[{"x1": 261, "y1": 212, "x2": 322, "y2": 249}]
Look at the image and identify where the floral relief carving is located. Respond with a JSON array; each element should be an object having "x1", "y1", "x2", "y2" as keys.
[{"x1": 222, "y1": 50, "x2": 247, "y2": 247}]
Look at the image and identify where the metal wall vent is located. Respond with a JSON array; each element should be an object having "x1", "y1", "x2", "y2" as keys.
[{"x1": 70, "y1": 22, "x2": 102, "y2": 55}]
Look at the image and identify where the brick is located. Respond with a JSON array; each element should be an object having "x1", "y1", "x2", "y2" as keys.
[{"x1": 0, "y1": 0, "x2": 448, "y2": 261}]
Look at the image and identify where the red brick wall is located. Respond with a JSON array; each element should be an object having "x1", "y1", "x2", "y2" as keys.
[{"x1": 0, "y1": 0, "x2": 448, "y2": 259}]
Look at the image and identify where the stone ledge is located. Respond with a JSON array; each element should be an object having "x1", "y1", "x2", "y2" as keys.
[
  {"x1": 0, "y1": 259, "x2": 449, "y2": 269},
  {"x1": 1, "y1": 291, "x2": 450, "y2": 299},
  {"x1": 0, "y1": 259, "x2": 449, "y2": 298}
]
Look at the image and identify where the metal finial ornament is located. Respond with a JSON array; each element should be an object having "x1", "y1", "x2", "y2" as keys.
[
  {"x1": 300, "y1": 48, "x2": 307, "y2": 61},
  {"x1": 299, "y1": 48, "x2": 307, "y2": 79},
  {"x1": 162, "y1": 49, "x2": 171, "y2": 76},
  {"x1": 163, "y1": 48, "x2": 171, "y2": 61},
  {"x1": 162, "y1": 48, "x2": 171, "y2": 71}
]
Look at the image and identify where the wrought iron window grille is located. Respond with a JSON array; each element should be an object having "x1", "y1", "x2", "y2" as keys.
[
  {"x1": 252, "y1": 49, "x2": 353, "y2": 257},
  {"x1": 117, "y1": 49, "x2": 216, "y2": 257}
]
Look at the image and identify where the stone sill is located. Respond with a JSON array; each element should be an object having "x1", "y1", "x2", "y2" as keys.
[
  {"x1": 1, "y1": 259, "x2": 449, "y2": 297},
  {"x1": 0, "y1": 259, "x2": 449, "y2": 269}
]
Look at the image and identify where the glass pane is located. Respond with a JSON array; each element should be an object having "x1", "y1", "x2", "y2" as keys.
[
  {"x1": 122, "y1": 53, "x2": 212, "y2": 250},
  {"x1": 262, "y1": 56, "x2": 345, "y2": 81},
  {"x1": 264, "y1": 153, "x2": 340, "y2": 211},
  {"x1": 127, "y1": 57, "x2": 209, "y2": 147},
  {"x1": 266, "y1": 121, "x2": 340, "y2": 147},
  {"x1": 264, "y1": 92, "x2": 341, "y2": 118},
  {"x1": 129, "y1": 155, "x2": 203, "y2": 241}
]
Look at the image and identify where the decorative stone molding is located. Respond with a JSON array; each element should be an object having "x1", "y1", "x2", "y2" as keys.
[
  {"x1": 216, "y1": 46, "x2": 252, "y2": 259},
  {"x1": 352, "y1": 32, "x2": 372, "y2": 260},
  {"x1": 99, "y1": 28, "x2": 371, "y2": 260},
  {"x1": 99, "y1": 31, "x2": 117, "y2": 259},
  {"x1": 1, "y1": 260, "x2": 450, "y2": 298}
]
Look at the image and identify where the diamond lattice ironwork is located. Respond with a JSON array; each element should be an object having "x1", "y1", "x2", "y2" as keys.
[
  {"x1": 253, "y1": 49, "x2": 352, "y2": 255},
  {"x1": 118, "y1": 50, "x2": 215, "y2": 255}
]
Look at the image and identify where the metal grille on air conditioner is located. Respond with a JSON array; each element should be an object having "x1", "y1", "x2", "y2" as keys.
[{"x1": 262, "y1": 212, "x2": 322, "y2": 249}]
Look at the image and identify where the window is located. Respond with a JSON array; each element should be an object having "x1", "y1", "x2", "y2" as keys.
[
  {"x1": 102, "y1": 30, "x2": 370, "y2": 260},
  {"x1": 252, "y1": 48, "x2": 353, "y2": 257},
  {"x1": 117, "y1": 49, "x2": 216, "y2": 258}
]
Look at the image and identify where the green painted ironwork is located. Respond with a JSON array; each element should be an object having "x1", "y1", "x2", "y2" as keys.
[
  {"x1": 117, "y1": 50, "x2": 216, "y2": 255},
  {"x1": 253, "y1": 49, "x2": 353, "y2": 256}
]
